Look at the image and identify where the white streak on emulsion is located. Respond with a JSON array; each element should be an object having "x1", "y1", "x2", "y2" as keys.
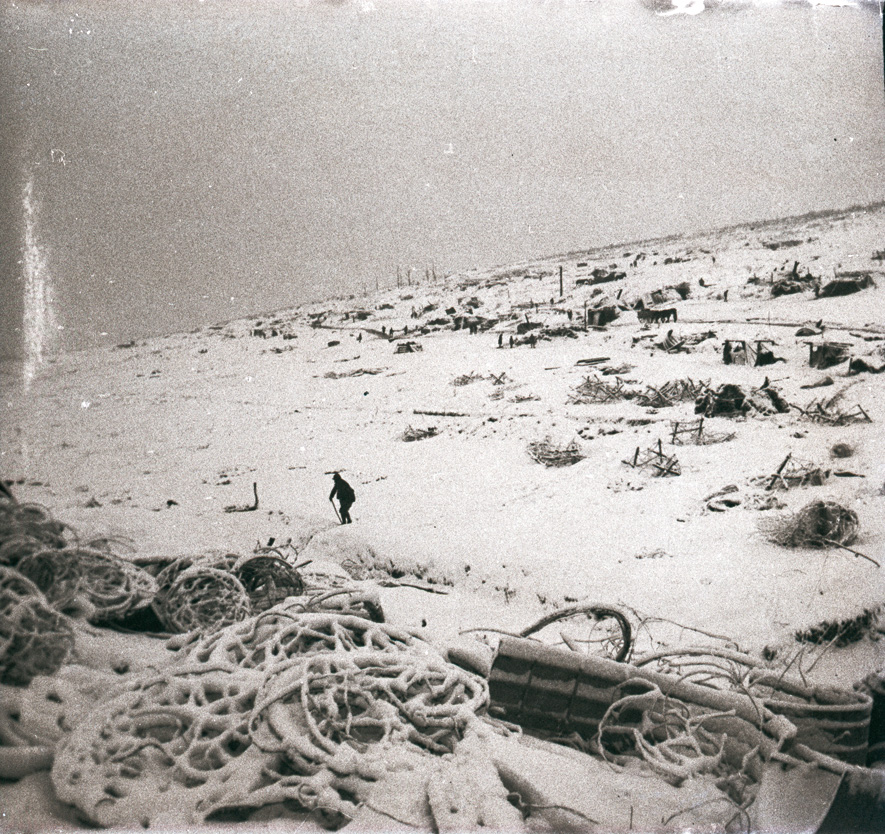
[{"x1": 22, "y1": 176, "x2": 57, "y2": 387}]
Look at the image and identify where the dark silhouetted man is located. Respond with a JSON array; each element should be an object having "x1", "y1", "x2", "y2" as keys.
[{"x1": 329, "y1": 473, "x2": 355, "y2": 524}]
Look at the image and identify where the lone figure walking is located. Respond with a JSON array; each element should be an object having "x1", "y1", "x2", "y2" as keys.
[{"x1": 329, "y1": 472, "x2": 355, "y2": 524}]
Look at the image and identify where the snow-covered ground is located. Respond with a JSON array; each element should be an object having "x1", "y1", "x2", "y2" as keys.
[{"x1": 2, "y1": 204, "x2": 884, "y2": 831}]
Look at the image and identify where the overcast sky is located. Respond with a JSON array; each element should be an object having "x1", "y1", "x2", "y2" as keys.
[{"x1": 1, "y1": 0, "x2": 883, "y2": 362}]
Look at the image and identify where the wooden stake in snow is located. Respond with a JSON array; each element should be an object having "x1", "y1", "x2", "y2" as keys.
[
  {"x1": 224, "y1": 482, "x2": 259, "y2": 513},
  {"x1": 767, "y1": 453, "x2": 792, "y2": 491}
]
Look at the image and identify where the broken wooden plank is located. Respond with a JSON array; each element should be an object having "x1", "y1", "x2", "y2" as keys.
[{"x1": 413, "y1": 409, "x2": 469, "y2": 417}]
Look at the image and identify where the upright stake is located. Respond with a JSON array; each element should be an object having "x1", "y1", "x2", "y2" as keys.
[{"x1": 559, "y1": 265, "x2": 563, "y2": 298}]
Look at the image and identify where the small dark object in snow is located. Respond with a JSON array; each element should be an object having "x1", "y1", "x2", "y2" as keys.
[
  {"x1": 831, "y1": 443, "x2": 854, "y2": 459},
  {"x1": 800, "y1": 376, "x2": 834, "y2": 390}
]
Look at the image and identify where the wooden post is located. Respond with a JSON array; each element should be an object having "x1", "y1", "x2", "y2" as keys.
[
  {"x1": 559, "y1": 265, "x2": 563, "y2": 298},
  {"x1": 767, "y1": 453, "x2": 792, "y2": 491}
]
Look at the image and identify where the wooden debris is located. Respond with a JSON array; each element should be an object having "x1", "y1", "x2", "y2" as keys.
[
  {"x1": 806, "y1": 341, "x2": 852, "y2": 370},
  {"x1": 413, "y1": 409, "x2": 469, "y2": 417},
  {"x1": 797, "y1": 398, "x2": 872, "y2": 426},
  {"x1": 723, "y1": 339, "x2": 783, "y2": 367},
  {"x1": 670, "y1": 418, "x2": 735, "y2": 446},
  {"x1": 817, "y1": 272, "x2": 875, "y2": 297},
  {"x1": 452, "y1": 372, "x2": 484, "y2": 387},
  {"x1": 704, "y1": 485, "x2": 742, "y2": 512},
  {"x1": 670, "y1": 417, "x2": 704, "y2": 445},
  {"x1": 635, "y1": 378, "x2": 710, "y2": 409},
  {"x1": 527, "y1": 437, "x2": 585, "y2": 467},
  {"x1": 761, "y1": 454, "x2": 829, "y2": 491},
  {"x1": 656, "y1": 330, "x2": 687, "y2": 353},
  {"x1": 570, "y1": 375, "x2": 634, "y2": 404},
  {"x1": 394, "y1": 340, "x2": 423, "y2": 353},
  {"x1": 323, "y1": 367, "x2": 386, "y2": 379},
  {"x1": 600, "y1": 363, "x2": 634, "y2": 376},
  {"x1": 622, "y1": 440, "x2": 681, "y2": 477},
  {"x1": 401, "y1": 425, "x2": 439, "y2": 442},
  {"x1": 800, "y1": 376, "x2": 834, "y2": 390}
]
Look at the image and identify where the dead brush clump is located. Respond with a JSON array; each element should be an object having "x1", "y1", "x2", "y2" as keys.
[
  {"x1": 527, "y1": 437, "x2": 585, "y2": 467},
  {"x1": 795, "y1": 607, "x2": 881, "y2": 647},
  {"x1": 760, "y1": 500, "x2": 859, "y2": 548},
  {"x1": 830, "y1": 442, "x2": 855, "y2": 458}
]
